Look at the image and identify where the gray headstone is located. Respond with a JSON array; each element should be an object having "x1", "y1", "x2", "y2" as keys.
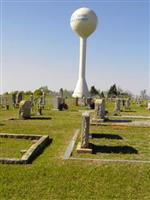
[
  {"x1": 81, "y1": 112, "x2": 90, "y2": 148},
  {"x1": 114, "y1": 98, "x2": 121, "y2": 115},
  {"x1": 125, "y1": 98, "x2": 130, "y2": 110},
  {"x1": 12, "y1": 93, "x2": 16, "y2": 108},
  {"x1": 16, "y1": 92, "x2": 23, "y2": 106},
  {"x1": 78, "y1": 98, "x2": 86, "y2": 106},
  {"x1": 29, "y1": 95, "x2": 34, "y2": 106},
  {"x1": 19, "y1": 100, "x2": 31, "y2": 119},
  {"x1": 94, "y1": 98, "x2": 106, "y2": 119},
  {"x1": 53, "y1": 96, "x2": 63, "y2": 110}
]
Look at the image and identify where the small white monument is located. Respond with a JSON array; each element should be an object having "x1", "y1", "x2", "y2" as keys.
[
  {"x1": 70, "y1": 7, "x2": 98, "y2": 98},
  {"x1": 147, "y1": 101, "x2": 150, "y2": 110}
]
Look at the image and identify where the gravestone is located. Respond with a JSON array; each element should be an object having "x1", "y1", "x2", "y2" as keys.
[
  {"x1": 37, "y1": 95, "x2": 45, "y2": 115},
  {"x1": 16, "y1": 92, "x2": 23, "y2": 107},
  {"x1": 41, "y1": 92, "x2": 46, "y2": 106},
  {"x1": 86, "y1": 97, "x2": 94, "y2": 109},
  {"x1": 75, "y1": 97, "x2": 79, "y2": 106},
  {"x1": 29, "y1": 95, "x2": 34, "y2": 106},
  {"x1": 94, "y1": 98, "x2": 106, "y2": 121},
  {"x1": 81, "y1": 112, "x2": 90, "y2": 148},
  {"x1": 12, "y1": 93, "x2": 17, "y2": 108},
  {"x1": 4, "y1": 97, "x2": 9, "y2": 110},
  {"x1": 125, "y1": 98, "x2": 130, "y2": 110},
  {"x1": 53, "y1": 96, "x2": 63, "y2": 110},
  {"x1": 147, "y1": 102, "x2": 150, "y2": 110},
  {"x1": 114, "y1": 98, "x2": 121, "y2": 115},
  {"x1": 52, "y1": 96, "x2": 68, "y2": 111},
  {"x1": 78, "y1": 97, "x2": 86, "y2": 106},
  {"x1": 122, "y1": 99, "x2": 126, "y2": 110},
  {"x1": 19, "y1": 100, "x2": 31, "y2": 119}
]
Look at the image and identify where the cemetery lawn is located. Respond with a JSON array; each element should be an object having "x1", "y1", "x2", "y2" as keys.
[
  {"x1": 0, "y1": 105, "x2": 150, "y2": 200},
  {"x1": 73, "y1": 126, "x2": 150, "y2": 161},
  {"x1": 0, "y1": 137, "x2": 32, "y2": 158}
]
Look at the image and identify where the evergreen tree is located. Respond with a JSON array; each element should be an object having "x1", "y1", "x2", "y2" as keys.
[
  {"x1": 100, "y1": 91, "x2": 105, "y2": 98},
  {"x1": 90, "y1": 86, "x2": 99, "y2": 96},
  {"x1": 108, "y1": 84, "x2": 118, "y2": 97}
]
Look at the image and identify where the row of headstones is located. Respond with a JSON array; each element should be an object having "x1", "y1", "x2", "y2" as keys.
[
  {"x1": 19, "y1": 95, "x2": 67, "y2": 118},
  {"x1": 92, "y1": 98, "x2": 131, "y2": 122},
  {"x1": 18, "y1": 93, "x2": 46, "y2": 119},
  {"x1": 1, "y1": 92, "x2": 46, "y2": 115},
  {"x1": 134, "y1": 98, "x2": 150, "y2": 109},
  {"x1": 17, "y1": 97, "x2": 150, "y2": 120},
  {"x1": 80, "y1": 100, "x2": 150, "y2": 151},
  {"x1": 18, "y1": 95, "x2": 47, "y2": 119},
  {"x1": 53, "y1": 96, "x2": 68, "y2": 111},
  {"x1": 12, "y1": 92, "x2": 46, "y2": 108},
  {"x1": 114, "y1": 98, "x2": 131, "y2": 115},
  {"x1": 19, "y1": 97, "x2": 129, "y2": 120}
]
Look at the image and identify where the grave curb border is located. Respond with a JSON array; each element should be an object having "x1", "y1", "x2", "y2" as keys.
[
  {"x1": 0, "y1": 133, "x2": 51, "y2": 164},
  {"x1": 64, "y1": 130, "x2": 150, "y2": 164}
]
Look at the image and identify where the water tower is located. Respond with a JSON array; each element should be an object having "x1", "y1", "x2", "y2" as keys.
[{"x1": 70, "y1": 7, "x2": 98, "y2": 98}]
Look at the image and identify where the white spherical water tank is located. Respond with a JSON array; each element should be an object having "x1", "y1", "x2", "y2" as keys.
[{"x1": 70, "y1": 7, "x2": 98, "y2": 38}]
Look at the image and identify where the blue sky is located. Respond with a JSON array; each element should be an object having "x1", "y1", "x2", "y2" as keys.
[{"x1": 0, "y1": 0, "x2": 149, "y2": 95}]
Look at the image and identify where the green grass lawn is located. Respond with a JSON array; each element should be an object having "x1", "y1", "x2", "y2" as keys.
[
  {"x1": 0, "y1": 100, "x2": 150, "y2": 200},
  {"x1": 0, "y1": 138, "x2": 32, "y2": 158},
  {"x1": 106, "y1": 101, "x2": 150, "y2": 116},
  {"x1": 73, "y1": 126, "x2": 150, "y2": 161}
]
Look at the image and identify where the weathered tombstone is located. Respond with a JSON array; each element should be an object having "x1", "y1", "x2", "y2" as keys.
[
  {"x1": 41, "y1": 92, "x2": 46, "y2": 106},
  {"x1": 12, "y1": 93, "x2": 16, "y2": 108},
  {"x1": 125, "y1": 98, "x2": 130, "y2": 110},
  {"x1": 78, "y1": 97, "x2": 86, "y2": 106},
  {"x1": 53, "y1": 96, "x2": 68, "y2": 111},
  {"x1": 53, "y1": 96, "x2": 63, "y2": 110},
  {"x1": 37, "y1": 95, "x2": 45, "y2": 115},
  {"x1": 77, "y1": 112, "x2": 92, "y2": 153},
  {"x1": 86, "y1": 97, "x2": 94, "y2": 109},
  {"x1": 93, "y1": 98, "x2": 106, "y2": 121},
  {"x1": 114, "y1": 98, "x2": 121, "y2": 115},
  {"x1": 4, "y1": 97, "x2": 9, "y2": 110},
  {"x1": 75, "y1": 97, "x2": 79, "y2": 106},
  {"x1": 121, "y1": 99, "x2": 125, "y2": 110},
  {"x1": 29, "y1": 95, "x2": 34, "y2": 106},
  {"x1": 19, "y1": 100, "x2": 31, "y2": 119},
  {"x1": 16, "y1": 92, "x2": 23, "y2": 107},
  {"x1": 81, "y1": 112, "x2": 90, "y2": 148}
]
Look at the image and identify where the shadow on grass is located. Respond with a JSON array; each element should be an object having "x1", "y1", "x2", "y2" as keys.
[
  {"x1": 108, "y1": 119, "x2": 132, "y2": 123},
  {"x1": 92, "y1": 144, "x2": 138, "y2": 154},
  {"x1": 30, "y1": 138, "x2": 53, "y2": 164},
  {"x1": 9, "y1": 117, "x2": 52, "y2": 120},
  {"x1": 0, "y1": 123, "x2": 5, "y2": 126},
  {"x1": 30, "y1": 117, "x2": 52, "y2": 120},
  {"x1": 123, "y1": 110, "x2": 136, "y2": 113},
  {"x1": 91, "y1": 133, "x2": 122, "y2": 140}
]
